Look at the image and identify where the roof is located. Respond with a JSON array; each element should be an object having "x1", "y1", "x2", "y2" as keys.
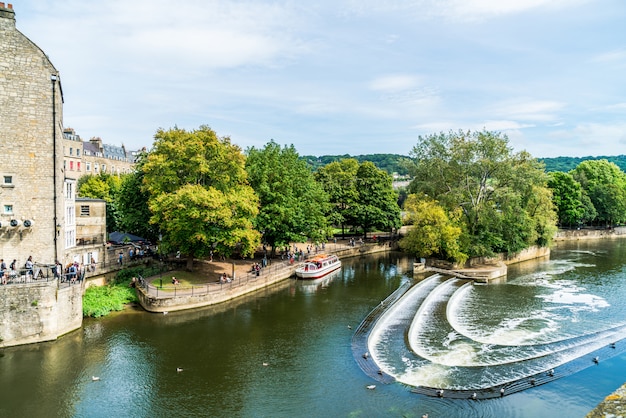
[{"x1": 108, "y1": 231, "x2": 148, "y2": 244}]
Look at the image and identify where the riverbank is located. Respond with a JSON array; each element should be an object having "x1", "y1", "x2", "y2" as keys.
[{"x1": 136, "y1": 240, "x2": 398, "y2": 313}]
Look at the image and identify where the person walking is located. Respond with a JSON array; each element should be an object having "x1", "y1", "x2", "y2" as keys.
[{"x1": 25, "y1": 256, "x2": 34, "y2": 277}]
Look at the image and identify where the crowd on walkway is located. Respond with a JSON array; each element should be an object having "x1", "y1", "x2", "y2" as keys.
[{"x1": 0, "y1": 256, "x2": 87, "y2": 285}]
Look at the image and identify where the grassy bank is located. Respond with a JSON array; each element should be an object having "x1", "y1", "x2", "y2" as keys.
[{"x1": 83, "y1": 265, "x2": 164, "y2": 317}]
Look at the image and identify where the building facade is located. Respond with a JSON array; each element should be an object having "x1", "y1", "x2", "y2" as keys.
[
  {"x1": 82, "y1": 136, "x2": 135, "y2": 177},
  {"x1": 0, "y1": 3, "x2": 66, "y2": 267}
]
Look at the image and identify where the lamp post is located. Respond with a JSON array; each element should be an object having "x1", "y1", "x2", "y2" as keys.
[{"x1": 51, "y1": 74, "x2": 58, "y2": 262}]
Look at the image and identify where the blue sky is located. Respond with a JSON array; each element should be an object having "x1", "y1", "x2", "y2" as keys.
[{"x1": 13, "y1": 0, "x2": 626, "y2": 158}]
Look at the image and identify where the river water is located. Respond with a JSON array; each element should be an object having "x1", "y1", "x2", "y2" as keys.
[{"x1": 1, "y1": 240, "x2": 626, "y2": 417}]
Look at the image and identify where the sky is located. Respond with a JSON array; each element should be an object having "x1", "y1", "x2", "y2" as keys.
[{"x1": 11, "y1": 0, "x2": 626, "y2": 158}]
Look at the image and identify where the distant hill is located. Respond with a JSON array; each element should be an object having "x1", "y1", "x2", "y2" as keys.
[
  {"x1": 540, "y1": 155, "x2": 626, "y2": 173},
  {"x1": 301, "y1": 153, "x2": 410, "y2": 175}
]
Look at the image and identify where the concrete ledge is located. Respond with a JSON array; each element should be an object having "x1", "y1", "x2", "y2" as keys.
[{"x1": 586, "y1": 383, "x2": 626, "y2": 418}]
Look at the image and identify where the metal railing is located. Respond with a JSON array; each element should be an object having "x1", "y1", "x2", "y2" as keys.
[
  {"x1": 137, "y1": 257, "x2": 297, "y2": 298},
  {"x1": 135, "y1": 240, "x2": 398, "y2": 300}
]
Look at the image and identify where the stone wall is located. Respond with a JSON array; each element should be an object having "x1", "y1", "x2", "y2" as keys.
[
  {"x1": 465, "y1": 245, "x2": 551, "y2": 267},
  {"x1": 0, "y1": 281, "x2": 83, "y2": 348},
  {"x1": 0, "y1": 4, "x2": 65, "y2": 266},
  {"x1": 554, "y1": 227, "x2": 626, "y2": 241}
]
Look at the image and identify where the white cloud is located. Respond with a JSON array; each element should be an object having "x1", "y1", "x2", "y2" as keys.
[
  {"x1": 369, "y1": 74, "x2": 420, "y2": 92},
  {"x1": 491, "y1": 99, "x2": 565, "y2": 122},
  {"x1": 342, "y1": 0, "x2": 591, "y2": 22},
  {"x1": 592, "y1": 49, "x2": 626, "y2": 63}
]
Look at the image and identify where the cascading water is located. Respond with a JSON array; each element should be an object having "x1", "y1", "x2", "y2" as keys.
[{"x1": 362, "y1": 250, "x2": 626, "y2": 398}]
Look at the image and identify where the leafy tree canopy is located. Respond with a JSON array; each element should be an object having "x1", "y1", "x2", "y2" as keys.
[
  {"x1": 346, "y1": 161, "x2": 402, "y2": 237},
  {"x1": 406, "y1": 130, "x2": 556, "y2": 258},
  {"x1": 246, "y1": 141, "x2": 330, "y2": 253},
  {"x1": 547, "y1": 171, "x2": 594, "y2": 227},
  {"x1": 142, "y1": 126, "x2": 260, "y2": 268},
  {"x1": 302, "y1": 153, "x2": 410, "y2": 176},
  {"x1": 399, "y1": 194, "x2": 466, "y2": 263},
  {"x1": 541, "y1": 155, "x2": 626, "y2": 173},
  {"x1": 77, "y1": 173, "x2": 123, "y2": 233},
  {"x1": 115, "y1": 154, "x2": 159, "y2": 243},
  {"x1": 314, "y1": 158, "x2": 359, "y2": 235},
  {"x1": 571, "y1": 160, "x2": 626, "y2": 226}
]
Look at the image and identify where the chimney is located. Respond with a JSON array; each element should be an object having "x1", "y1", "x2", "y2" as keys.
[{"x1": 0, "y1": 2, "x2": 15, "y2": 25}]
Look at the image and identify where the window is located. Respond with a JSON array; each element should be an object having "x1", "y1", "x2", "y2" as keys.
[
  {"x1": 77, "y1": 149, "x2": 81, "y2": 157},
  {"x1": 80, "y1": 205, "x2": 90, "y2": 216},
  {"x1": 70, "y1": 147, "x2": 73, "y2": 156},
  {"x1": 3, "y1": 175, "x2": 12, "y2": 185},
  {"x1": 102, "y1": 164, "x2": 107, "y2": 173},
  {"x1": 94, "y1": 163, "x2": 99, "y2": 173},
  {"x1": 86, "y1": 162, "x2": 91, "y2": 172},
  {"x1": 4, "y1": 205, "x2": 13, "y2": 215},
  {"x1": 69, "y1": 161, "x2": 74, "y2": 170},
  {"x1": 65, "y1": 182, "x2": 74, "y2": 199},
  {"x1": 77, "y1": 162, "x2": 81, "y2": 171}
]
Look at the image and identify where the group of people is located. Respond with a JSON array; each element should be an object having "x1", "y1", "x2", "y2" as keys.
[
  {"x1": 60, "y1": 261, "x2": 83, "y2": 284},
  {"x1": 219, "y1": 272, "x2": 232, "y2": 283},
  {"x1": 1, "y1": 256, "x2": 35, "y2": 284}
]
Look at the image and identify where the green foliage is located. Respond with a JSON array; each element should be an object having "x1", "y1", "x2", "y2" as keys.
[
  {"x1": 315, "y1": 159, "x2": 359, "y2": 235},
  {"x1": 246, "y1": 141, "x2": 330, "y2": 252},
  {"x1": 83, "y1": 284, "x2": 138, "y2": 318},
  {"x1": 399, "y1": 194, "x2": 466, "y2": 263},
  {"x1": 347, "y1": 161, "x2": 402, "y2": 237},
  {"x1": 302, "y1": 153, "x2": 410, "y2": 175},
  {"x1": 541, "y1": 155, "x2": 626, "y2": 173},
  {"x1": 115, "y1": 154, "x2": 159, "y2": 243},
  {"x1": 143, "y1": 126, "x2": 260, "y2": 267},
  {"x1": 78, "y1": 173, "x2": 124, "y2": 232},
  {"x1": 406, "y1": 130, "x2": 556, "y2": 258},
  {"x1": 571, "y1": 160, "x2": 626, "y2": 226},
  {"x1": 548, "y1": 171, "x2": 592, "y2": 227},
  {"x1": 83, "y1": 266, "x2": 164, "y2": 318}
]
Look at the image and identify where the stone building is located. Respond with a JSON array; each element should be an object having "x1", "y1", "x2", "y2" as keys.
[
  {"x1": 63, "y1": 127, "x2": 84, "y2": 177},
  {"x1": 83, "y1": 136, "x2": 135, "y2": 176},
  {"x1": 0, "y1": 3, "x2": 66, "y2": 267},
  {"x1": 73, "y1": 197, "x2": 106, "y2": 269}
]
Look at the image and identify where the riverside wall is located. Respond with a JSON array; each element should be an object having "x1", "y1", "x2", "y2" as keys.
[
  {"x1": 0, "y1": 280, "x2": 83, "y2": 348},
  {"x1": 554, "y1": 226, "x2": 626, "y2": 241},
  {"x1": 137, "y1": 242, "x2": 399, "y2": 313}
]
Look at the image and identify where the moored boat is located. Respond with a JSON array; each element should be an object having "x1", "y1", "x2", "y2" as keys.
[{"x1": 295, "y1": 254, "x2": 341, "y2": 279}]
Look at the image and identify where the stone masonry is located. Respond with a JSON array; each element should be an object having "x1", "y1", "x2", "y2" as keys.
[{"x1": 0, "y1": 3, "x2": 66, "y2": 266}]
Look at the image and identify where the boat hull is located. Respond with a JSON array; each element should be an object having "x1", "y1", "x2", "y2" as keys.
[{"x1": 295, "y1": 262, "x2": 341, "y2": 279}]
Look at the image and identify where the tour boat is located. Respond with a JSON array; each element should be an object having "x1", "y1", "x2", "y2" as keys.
[{"x1": 295, "y1": 254, "x2": 341, "y2": 279}]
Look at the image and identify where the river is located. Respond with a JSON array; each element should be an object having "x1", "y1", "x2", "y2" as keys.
[{"x1": 1, "y1": 239, "x2": 625, "y2": 417}]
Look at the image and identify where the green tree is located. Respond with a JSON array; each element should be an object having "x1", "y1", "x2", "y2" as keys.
[
  {"x1": 246, "y1": 141, "x2": 330, "y2": 255},
  {"x1": 548, "y1": 171, "x2": 591, "y2": 227},
  {"x1": 571, "y1": 160, "x2": 626, "y2": 226},
  {"x1": 142, "y1": 126, "x2": 260, "y2": 269},
  {"x1": 399, "y1": 194, "x2": 466, "y2": 263},
  {"x1": 77, "y1": 173, "x2": 123, "y2": 233},
  {"x1": 314, "y1": 158, "x2": 359, "y2": 237},
  {"x1": 115, "y1": 154, "x2": 159, "y2": 243},
  {"x1": 406, "y1": 130, "x2": 556, "y2": 257},
  {"x1": 347, "y1": 161, "x2": 402, "y2": 238}
]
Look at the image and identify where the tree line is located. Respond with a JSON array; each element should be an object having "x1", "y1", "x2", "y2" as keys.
[
  {"x1": 77, "y1": 127, "x2": 401, "y2": 269},
  {"x1": 77, "y1": 126, "x2": 626, "y2": 268},
  {"x1": 541, "y1": 155, "x2": 626, "y2": 173}
]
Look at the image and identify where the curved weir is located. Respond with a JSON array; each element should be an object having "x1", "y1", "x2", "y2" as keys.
[{"x1": 353, "y1": 262, "x2": 626, "y2": 399}]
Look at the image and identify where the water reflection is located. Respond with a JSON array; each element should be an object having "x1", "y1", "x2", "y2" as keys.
[{"x1": 1, "y1": 247, "x2": 626, "y2": 417}]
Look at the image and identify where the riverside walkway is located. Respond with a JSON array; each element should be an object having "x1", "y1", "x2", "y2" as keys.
[{"x1": 135, "y1": 239, "x2": 398, "y2": 312}]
